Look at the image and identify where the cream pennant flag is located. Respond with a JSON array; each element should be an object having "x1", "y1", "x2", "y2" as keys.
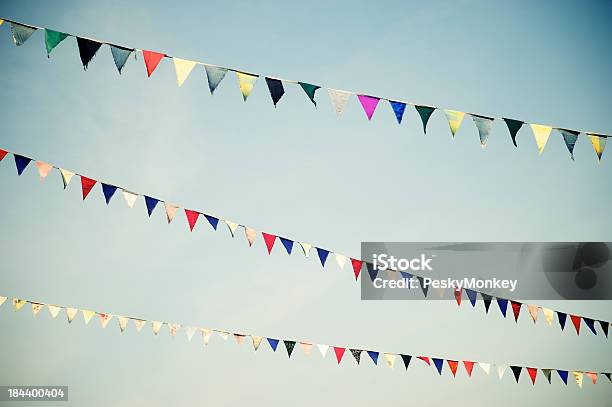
[
  {"x1": 234, "y1": 334, "x2": 246, "y2": 345},
  {"x1": 225, "y1": 220, "x2": 239, "y2": 237},
  {"x1": 479, "y1": 362, "x2": 491, "y2": 375},
  {"x1": 542, "y1": 308, "x2": 554, "y2": 326},
  {"x1": 98, "y1": 313, "x2": 113, "y2": 328},
  {"x1": 31, "y1": 303, "x2": 44, "y2": 316},
  {"x1": 251, "y1": 335, "x2": 263, "y2": 351},
  {"x1": 59, "y1": 168, "x2": 75, "y2": 189},
  {"x1": 82, "y1": 309, "x2": 95, "y2": 324},
  {"x1": 299, "y1": 242, "x2": 312, "y2": 257},
  {"x1": 118, "y1": 316, "x2": 129, "y2": 333},
  {"x1": 66, "y1": 308, "x2": 78, "y2": 323},
  {"x1": 588, "y1": 134, "x2": 607, "y2": 162},
  {"x1": 202, "y1": 329, "x2": 213, "y2": 345},
  {"x1": 530, "y1": 124, "x2": 552, "y2": 155},
  {"x1": 173, "y1": 58, "x2": 197, "y2": 87},
  {"x1": 573, "y1": 371, "x2": 583, "y2": 388},
  {"x1": 334, "y1": 253, "x2": 347, "y2": 269},
  {"x1": 152, "y1": 321, "x2": 164, "y2": 335},
  {"x1": 216, "y1": 330, "x2": 229, "y2": 340},
  {"x1": 35, "y1": 161, "x2": 53, "y2": 180},
  {"x1": 48, "y1": 305, "x2": 61, "y2": 318},
  {"x1": 245, "y1": 227, "x2": 257, "y2": 246},
  {"x1": 299, "y1": 342, "x2": 313, "y2": 355},
  {"x1": 122, "y1": 190, "x2": 138, "y2": 208},
  {"x1": 527, "y1": 305, "x2": 539, "y2": 323},
  {"x1": 384, "y1": 353, "x2": 396, "y2": 368},
  {"x1": 0, "y1": 296, "x2": 7, "y2": 307},
  {"x1": 164, "y1": 202, "x2": 179, "y2": 223},
  {"x1": 497, "y1": 365, "x2": 507, "y2": 379},
  {"x1": 169, "y1": 323, "x2": 180, "y2": 337},
  {"x1": 133, "y1": 319, "x2": 147, "y2": 332},
  {"x1": 444, "y1": 110, "x2": 466, "y2": 137},
  {"x1": 13, "y1": 298, "x2": 26, "y2": 311},
  {"x1": 328, "y1": 89, "x2": 351, "y2": 117},
  {"x1": 185, "y1": 326, "x2": 196, "y2": 342},
  {"x1": 236, "y1": 72, "x2": 258, "y2": 101},
  {"x1": 317, "y1": 344, "x2": 329, "y2": 357}
]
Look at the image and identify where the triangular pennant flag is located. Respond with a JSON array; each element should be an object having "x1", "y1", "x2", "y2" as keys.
[
  {"x1": 604, "y1": 373, "x2": 611, "y2": 382},
  {"x1": 472, "y1": 114, "x2": 494, "y2": 148},
  {"x1": 118, "y1": 316, "x2": 129, "y2": 333},
  {"x1": 185, "y1": 326, "x2": 196, "y2": 341},
  {"x1": 201, "y1": 329, "x2": 213, "y2": 345},
  {"x1": 144, "y1": 196, "x2": 159, "y2": 216},
  {"x1": 400, "y1": 354, "x2": 412, "y2": 370},
  {"x1": 10, "y1": 22, "x2": 37, "y2": 46},
  {"x1": 479, "y1": 363, "x2": 491, "y2": 375},
  {"x1": 173, "y1": 57, "x2": 197, "y2": 87},
  {"x1": 588, "y1": 134, "x2": 607, "y2": 162},
  {"x1": 415, "y1": 105, "x2": 436, "y2": 134},
  {"x1": 76, "y1": 37, "x2": 102, "y2": 70},
  {"x1": 465, "y1": 289, "x2": 477, "y2": 307},
  {"x1": 169, "y1": 324, "x2": 181, "y2": 337},
  {"x1": 366, "y1": 262, "x2": 378, "y2": 281},
  {"x1": 416, "y1": 276, "x2": 429, "y2": 297},
  {"x1": 0, "y1": 149, "x2": 8, "y2": 162},
  {"x1": 234, "y1": 333, "x2": 245, "y2": 344},
  {"x1": 184, "y1": 209, "x2": 200, "y2": 231},
  {"x1": 503, "y1": 118, "x2": 524, "y2": 147},
  {"x1": 433, "y1": 358, "x2": 444, "y2": 375},
  {"x1": 510, "y1": 301, "x2": 522, "y2": 322},
  {"x1": 317, "y1": 344, "x2": 329, "y2": 357},
  {"x1": 31, "y1": 303, "x2": 44, "y2": 316},
  {"x1": 527, "y1": 305, "x2": 539, "y2": 323},
  {"x1": 447, "y1": 360, "x2": 459, "y2": 377},
  {"x1": 35, "y1": 161, "x2": 53, "y2": 180},
  {"x1": 202, "y1": 214, "x2": 219, "y2": 230},
  {"x1": 279, "y1": 237, "x2": 293, "y2": 255},
  {"x1": 164, "y1": 202, "x2": 179, "y2": 223},
  {"x1": 463, "y1": 361, "x2": 475, "y2": 377},
  {"x1": 204, "y1": 65, "x2": 228, "y2": 94},
  {"x1": 98, "y1": 313, "x2": 112, "y2": 328},
  {"x1": 417, "y1": 356, "x2": 431, "y2": 366},
  {"x1": 151, "y1": 321, "x2": 164, "y2": 335},
  {"x1": 133, "y1": 319, "x2": 146, "y2": 332},
  {"x1": 543, "y1": 308, "x2": 554, "y2": 326},
  {"x1": 328, "y1": 89, "x2": 351, "y2": 117},
  {"x1": 557, "y1": 312, "x2": 567, "y2": 330},
  {"x1": 14, "y1": 154, "x2": 31, "y2": 176},
  {"x1": 333, "y1": 347, "x2": 346, "y2": 364},
  {"x1": 299, "y1": 342, "x2": 312, "y2": 355},
  {"x1": 454, "y1": 287, "x2": 462, "y2": 306},
  {"x1": 585, "y1": 372, "x2": 598, "y2": 385},
  {"x1": 267, "y1": 338, "x2": 280, "y2": 352},
  {"x1": 542, "y1": 368, "x2": 552, "y2": 384},
  {"x1": 101, "y1": 184, "x2": 118, "y2": 204},
  {"x1": 496, "y1": 298, "x2": 508, "y2": 317},
  {"x1": 444, "y1": 110, "x2": 466, "y2": 137},
  {"x1": 236, "y1": 72, "x2": 258, "y2": 101},
  {"x1": 335, "y1": 253, "x2": 347, "y2": 269},
  {"x1": 481, "y1": 293, "x2": 492, "y2": 313},
  {"x1": 284, "y1": 340, "x2": 296, "y2": 358},
  {"x1": 80, "y1": 176, "x2": 97, "y2": 200},
  {"x1": 47, "y1": 305, "x2": 61, "y2": 318},
  {"x1": 225, "y1": 220, "x2": 239, "y2": 237},
  {"x1": 558, "y1": 129, "x2": 580, "y2": 160},
  {"x1": 12, "y1": 299, "x2": 26, "y2": 311},
  {"x1": 367, "y1": 351, "x2": 379, "y2": 365},
  {"x1": 389, "y1": 101, "x2": 406, "y2": 124},
  {"x1": 216, "y1": 331, "x2": 229, "y2": 341},
  {"x1": 142, "y1": 50, "x2": 165, "y2": 77},
  {"x1": 316, "y1": 248, "x2": 330, "y2": 267},
  {"x1": 350, "y1": 349, "x2": 362, "y2": 364},
  {"x1": 497, "y1": 365, "x2": 507, "y2": 380},
  {"x1": 59, "y1": 168, "x2": 75, "y2": 189},
  {"x1": 298, "y1": 82, "x2": 320, "y2": 106},
  {"x1": 573, "y1": 371, "x2": 583, "y2": 388},
  {"x1": 530, "y1": 124, "x2": 552, "y2": 155},
  {"x1": 570, "y1": 315, "x2": 581, "y2": 335},
  {"x1": 557, "y1": 370, "x2": 569, "y2": 385},
  {"x1": 82, "y1": 310, "x2": 95, "y2": 324},
  {"x1": 265, "y1": 77, "x2": 285, "y2": 107},
  {"x1": 262, "y1": 232, "x2": 277, "y2": 254},
  {"x1": 109, "y1": 45, "x2": 133, "y2": 74},
  {"x1": 245, "y1": 227, "x2": 257, "y2": 246},
  {"x1": 66, "y1": 308, "x2": 78, "y2": 323},
  {"x1": 299, "y1": 242, "x2": 312, "y2": 257},
  {"x1": 384, "y1": 353, "x2": 396, "y2": 369},
  {"x1": 44, "y1": 29, "x2": 68, "y2": 57},
  {"x1": 122, "y1": 190, "x2": 138, "y2": 208},
  {"x1": 357, "y1": 95, "x2": 380, "y2": 120},
  {"x1": 598, "y1": 320, "x2": 609, "y2": 338},
  {"x1": 526, "y1": 367, "x2": 538, "y2": 385},
  {"x1": 251, "y1": 335, "x2": 263, "y2": 351},
  {"x1": 350, "y1": 259, "x2": 363, "y2": 280}
]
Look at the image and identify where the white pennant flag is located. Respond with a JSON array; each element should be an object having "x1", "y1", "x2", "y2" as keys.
[
  {"x1": 82, "y1": 310, "x2": 95, "y2": 324},
  {"x1": 317, "y1": 344, "x2": 329, "y2": 357},
  {"x1": 542, "y1": 308, "x2": 554, "y2": 326},
  {"x1": 133, "y1": 319, "x2": 147, "y2": 332},
  {"x1": 496, "y1": 365, "x2": 507, "y2": 379},
  {"x1": 202, "y1": 329, "x2": 213, "y2": 345},
  {"x1": 118, "y1": 316, "x2": 129, "y2": 333},
  {"x1": 99, "y1": 313, "x2": 113, "y2": 328},
  {"x1": 164, "y1": 202, "x2": 179, "y2": 223},
  {"x1": 335, "y1": 253, "x2": 347, "y2": 269},
  {"x1": 216, "y1": 331, "x2": 229, "y2": 340},
  {"x1": 152, "y1": 321, "x2": 164, "y2": 335},
  {"x1": 185, "y1": 326, "x2": 196, "y2": 342},
  {"x1": 225, "y1": 220, "x2": 239, "y2": 237},
  {"x1": 59, "y1": 168, "x2": 75, "y2": 189},
  {"x1": 122, "y1": 190, "x2": 138, "y2": 208},
  {"x1": 0, "y1": 296, "x2": 7, "y2": 307},
  {"x1": 31, "y1": 303, "x2": 44, "y2": 316},
  {"x1": 479, "y1": 362, "x2": 491, "y2": 375},
  {"x1": 328, "y1": 89, "x2": 352, "y2": 117},
  {"x1": 245, "y1": 228, "x2": 257, "y2": 246},
  {"x1": 173, "y1": 58, "x2": 197, "y2": 87},
  {"x1": 48, "y1": 305, "x2": 62, "y2": 318},
  {"x1": 384, "y1": 353, "x2": 396, "y2": 369},
  {"x1": 66, "y1": 308, "x2": 78, "y2": 323},
  {"x1": 299, "y1": 242, "x2": 312, "y2": 257}
]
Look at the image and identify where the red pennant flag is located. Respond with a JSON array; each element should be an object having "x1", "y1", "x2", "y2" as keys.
[
  {"x1": 333, "y1": 347, "x2": 346, "y2": 364},
  {"x1": 447, "y1": 360, "x2": 459, "y2": 377},
  {"x1": 463, "y1": 361, "x2": 475, "y2": 377},
  {"x1": 262, "y1": 232, "x2": 277, "y2": 254},
  {"x1": 142, "y1": 50, "x2": 165, "y2": 77},
  {"x1": 526, "y1": 367, "x2": 538, "y2": 385},
  {"x1": 80, "y1": 176, "x2": 96, "y2": 200},
  {"x1": 511, "y1": 301, "x2": 522, "y2": 322},
  {"x1": 350, "y1": 258, "x2": 363, "y2": 280},
  {"x1": 570, "y1": 315, "x2": 581, "y2": 335},
  {"x1": 417, "y1": 356, "x2": 431, "y2": 366},
  {"x1": 184, "y1": 209, "x2": 200, "y2": 232},
  {"x1": 0, "y1": 149, "x2": 8, "y2": 161},
  {"x1": 454, "y1": 288, "x2": 462, "y2": 306}
]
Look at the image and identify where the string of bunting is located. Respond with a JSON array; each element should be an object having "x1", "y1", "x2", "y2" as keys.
[
  {"x1": 1, "y1": 146, "x2": 610, "y2": 340},
  {"x1": 0, "y1": 18, "x2": 608, "y2": 162},
  {"x1": 2, "y1": 293, "x2": 609, "y2": 388}
]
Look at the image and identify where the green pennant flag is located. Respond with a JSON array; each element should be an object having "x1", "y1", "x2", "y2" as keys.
[
  {"x1": 503, "y1": 118, "x2": 524, "y2": 147},
  {"x1": 415, "y1": 105, "x2": 436, "y2": 134},
  {"x1": 298, "y1": 82, "x2": 320, "y2": 106},
  {"x1": 44, "y1": 29, "x2": 68, "y2": 57}
]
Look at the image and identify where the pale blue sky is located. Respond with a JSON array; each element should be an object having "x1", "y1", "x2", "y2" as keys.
[{"x1": 0, "y1": 1, "x2": 611, "y2": 406}]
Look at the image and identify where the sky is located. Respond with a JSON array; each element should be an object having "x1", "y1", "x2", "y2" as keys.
[{"x1": 0, "y1": 0, "x2": 611, "y2": 405}]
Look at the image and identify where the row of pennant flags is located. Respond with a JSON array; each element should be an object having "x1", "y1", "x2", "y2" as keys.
[
  {"x1": 3, "y1": 294, "x2": 609, "y2": 388},
  {"x1": 2, "y1": 18, "x2": 609, "y2": 162},
  {"x1": 2, "y1": 146, "x2": 611, "y2": 340}
]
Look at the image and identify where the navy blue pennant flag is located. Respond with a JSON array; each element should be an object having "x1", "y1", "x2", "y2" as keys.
[
  {"x1": 14, "y1": 154, "x2": 32, "y2": 176},
  {"x1": 265, "y1": 77, "x2": 285, "y2": 107},
  {"x1": 400, "y1": 354, "x2": 412, "y2": 370},
  {"x1": 366, "y1": 262, "x2": 378, "y2": 281},
  {"x1": 510, "y1": 366, "x2": 522, "y2": 383},
  {"x1": 433, "y1": 358, "x2": 444, "y2": 375},
  {"x1": 557, "y1": 312, "x2": 567, "y2": 330},
  {"x1": 496, "y1": 298, "x2": 508, "y2": 317},
  {"x1": 481, "y1": 293, "x2": 492, "y2": 313},
  {"x1": 417, "y1": 276, "x2": 429, "y2": 297},
  {"x1": 76, "y1": 37, "x2": 102, "y2": 70},
  {"x1": 204, "y1": 214, "x2": 219, "y2": 230},
  {"x1": 367, "y1": 351, "x2": 379, "y2": 365},
  {"x1": 389, "y1": 101, "x2": 406, "y2": 124},
  {"x1": 101, "y1": 183, "x2": 118, "y2": 204},
  {"x1": 557, "y1": 369, "x2": 568, "y2": 385},
  {"x1": 465, "y1": 289, "x2": 477, "y2": 307},
  {"x1": 599, "y1": 320, "x2": 609, "y2": 338},
  {"x1": 279, "y1": 237, "x2": 293, "y2": 255},
  {"x1": 267, "y1": 338, "x2": 279, "y2": 352},
  {"x1": 316, "y1": 248, "x2": 330, "y2": 267},
  {"x1": 583, "y1": 318, "x2": 597, "y2": 335},
  {"x1": 144, "y1": 196, "x2": 159, "y2": 216}
]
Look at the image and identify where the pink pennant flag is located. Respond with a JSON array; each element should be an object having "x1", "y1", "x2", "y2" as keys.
[
  {"x1": 35, "y1": 161, "x2": 53, "y2": 180},
  {"x1": 357, "y1": 95, "x2": 380, "y2": 120}
]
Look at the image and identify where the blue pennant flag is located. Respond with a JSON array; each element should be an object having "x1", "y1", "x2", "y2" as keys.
[
  {"x1": 366, "y1": 262, "x2": 378, "y2": 281},
  {"x1": 367, "y1": 351, "x2": 379, "y2": 365},
  {"x1": 267, "y1": 338, "x2": 279, "y2": 352},
  {"x1": 557, "y1": 369, "x2": 568, "y2": 385},
  {"x1": 317, "y1": 248, "x2": 330, "y2": 267},
  {"x1": 14, "y1": 154, "x2": 32, "y2": 176},
  {"x1": 109, "y1": 44, "x2": 134, "y2": 74},
  {"x1": 204, "y1": 65, "x2": 228, "y2": 94},
  {"x1": 557, "y1": 312, "x2": 567, "y2": 330},
  {"x1": 279, "y1": 237, "x2": 293, "y2": 255},
  {"x1": 102, "y1": 184, "x2": 118, "y2": 204},
  {"x1": 204, "y1": 215, "x2": 219, "y2": 230},
  {"x1": 496, "y1": 298, "x2": 508, "y2": 317},
  {"x1": 389, "y1": 101, "x2": 407, "y2": 124},
  {"x1": 465, "y1": 289, "x2": 478, "y2": 307},
  {"x1": 399, "y1": 271, "x2": 412, "y2": 287},
  {"x1": 432, "y1": 358, "x2": 444, "y2": 375},
  {"x1": 583, "y1": 318, "x2": 597, "y2": 335},
  {"x1": 144, "y1": 196, "x2": 159, "y2": 216}
]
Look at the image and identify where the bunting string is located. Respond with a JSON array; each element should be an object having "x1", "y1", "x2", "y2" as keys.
[
  {"x1": 1, "y1": 17, "x2": 608, "y2": 162},
  {"x1": 1, "y1": 146, "x2": 610, "y2": 341},
  {"x1": 1, "y1": 293, "x2": 609, "y2": 388}
]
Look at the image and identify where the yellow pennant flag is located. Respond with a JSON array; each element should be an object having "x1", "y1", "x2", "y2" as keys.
[
  {"x1": 31, "y1": 303, "x2": 44, "y2": 316},
  {"x1": 443, "y1": 110, "x2": 466, "y2": 137},
  {"x1": 48, "y1": 305, "x2": 61, "y2": 318},
  {"x1": 66, "y1": 308, "x2": 78, "y2": 323},
  {"x1": 225, "y1": 220, "x2": 239, "y2": 237},
  {"x1": 573, "y1": 371, "x2": 583, "y2": 388},
  {"x1": 98, "y1": 313, "x2": 113, "y2": 328},
  {"x1": 35, "y1": 161, "x2": 53, "y2": 180},
  {"x1": 118, "y1": 316, "x2": 129, "y2": 333},
  {"x1": 236, "y1": 72, "x2": 258, "y2": 101},
  {"x1": 0, "y1": 20, "x2": 4, "y2": 26},
  {"x1": 202, "y1": 329, "x2": 213, "y2": 345},
  {"x1": 384, "y1": 353, "x2": 396, "y2": 368},
  {"x1": 588, "y1": 134, "x2": 607, "y2": 162},
  {"x1": 59, "y1": 168, "x2": 75, "y2": 189},
  {"x1": 173, "y1": 58, "x2": 197, "y2": 87},
  {"x1": 122, "y1": 190, "x2": 138, "y2": 208},
  {"x1": 0, "y1": 296, "x2": 7, "y2": 307},
  {"x1": 529, "y1": 124, "x2": 552, "y2": 155},
  {"x1": 299, "y1": 242, "x2": 312, "y2": 257},
  {"x1": 82, "y1": 310, "x2": 95, "y2": 324},
  {"x1": 542, "y1": 308, "x2": 554, "y2": 326},
  {"x1": 251, "y1": 335, "x2": 263, "y2": 351},
  {"x1": 151, "y1": 321, "x2": 164, "y2": 335},
  {"x1": 133, "y1": 319, "x2": 147, "y2": 332},
  {"x1": 245, "y1": 227, "x2": 257, "y2": 247}
]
